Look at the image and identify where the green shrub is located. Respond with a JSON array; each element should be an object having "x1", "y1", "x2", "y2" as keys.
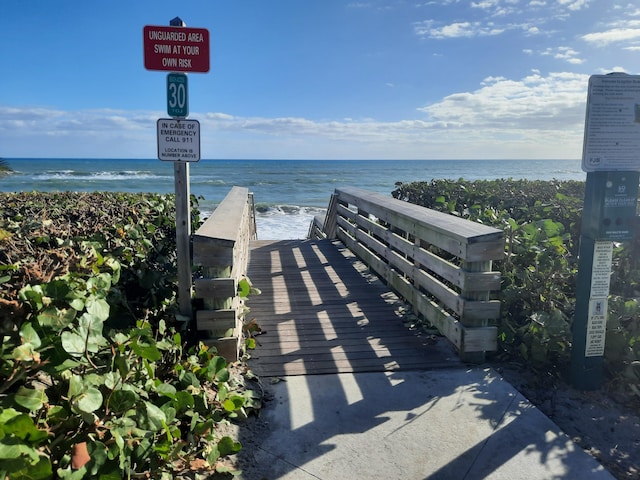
[{"x1": 0, "y1": 192, "x2": 257, "y2": 479}]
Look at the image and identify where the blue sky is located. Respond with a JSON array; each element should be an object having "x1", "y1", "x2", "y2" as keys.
[{"x1": 1, "y1": 0, "x2": 639, "y2": 160}]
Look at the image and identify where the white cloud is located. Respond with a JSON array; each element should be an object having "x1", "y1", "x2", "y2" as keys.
[
  {"x1": 558, "y1": 0, "x2": 591, "y2": 11},
  {"x1": 0, "y1": 71, "x2": 590, "y2": 160},
  {"x1": 582, "y1": 28, "x2": 640, "y2": 45},
  {"x1": 596, "y1": 66, "x2": 628, "y2": 74},
  {"x1": 471, "y1": 0, "x2": 500, "y2": 9},
  {"x1": 414, "y1": 20, "x2": 506, "y2": 38},
  {"x1": 418, "y1": 71, "x2": 588, "y2": 131},
  {"x1": 539, "y1": 46, "x2": 584, "y2": 64}
]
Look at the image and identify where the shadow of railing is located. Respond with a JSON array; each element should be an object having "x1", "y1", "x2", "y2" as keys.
[
  {"x1": 246, "y1": 239, "x2": 459, "y2": 376},
  {"x1": 239, "y1": 238, "x2": 610, "y2": 479},
  {"x1": 236, "y1": 367, "x2": 608, "y2": 479}
]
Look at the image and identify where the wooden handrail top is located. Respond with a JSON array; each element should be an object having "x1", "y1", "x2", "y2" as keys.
[
  {"x1": 335, "y1": 186, "x2": 503, "y2": 244},
  {"x1": 194, "y1": 186, "x2": 251, "y2": 245}
]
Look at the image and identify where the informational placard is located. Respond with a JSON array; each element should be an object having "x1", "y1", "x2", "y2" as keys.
[
  {"x1": 582, "y1": 73, "x2": 640, "y2": 172},
  {"x1": 143, "y1": 25, "x2": 210, "y2": 72},
  {"x1": 586, "y1": 298, "x2": 608, "y2": 357},
  {"x1": 589, "y1": 241, "x2": 613, "y2": 297},
  {"x1": 157, "y1": 119, "x2": 200, "y2": 162},
  {"x1": 584, "y1": 240, "x2": 613, "y2": 357}
]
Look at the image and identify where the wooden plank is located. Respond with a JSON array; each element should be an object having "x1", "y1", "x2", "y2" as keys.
[
  {"x1": 192, "y1": 186, "x2": 252, "y2": 268},
  {"x1": 245, "y1": 239, "x2": 461, "y2": 376},
  {"x1": 335, "y1": 186, "x2": 502, "y2": 239},
  {"x1": 334, "y1": 186, "x2": 505, "y2": 262},
  {"x1": 322, "y1": 193, "x2": 339, "y2": 239},
  {"x1": 193, "y1": 278, "x2": 236, "y2": 299},
  {"x1": 196, "y1": 309, "x2": 236, "y2": 333},
  {"x1": 194, "y1": 186, "x2": 250, "y2": 241}
]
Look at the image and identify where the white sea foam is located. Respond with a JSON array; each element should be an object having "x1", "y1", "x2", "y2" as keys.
[
  {"x1": 257, "y1": 205, "x2": 326, "y2": 240},
  {"x1": 35, "y1": 170, "x2": 164, "y2": 181},
  {"x1": 199, "y1": 204, "x2": 326, "y2": 240}
]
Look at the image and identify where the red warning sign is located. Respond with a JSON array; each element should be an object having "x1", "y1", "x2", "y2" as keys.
[{"x1": 143, "y1": 25, "x2": 210, "y2": 73}]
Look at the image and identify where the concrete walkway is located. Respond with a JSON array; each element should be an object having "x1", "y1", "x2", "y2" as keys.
[{"x1": 234, "y1": 368, "x2": 613, "y2": 480}]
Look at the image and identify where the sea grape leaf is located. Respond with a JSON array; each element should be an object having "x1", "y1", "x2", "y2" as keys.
[
  {"x1": 173, "y1": 391, "x2": 195, "y2": 412},
  {"x1": 12, "y1": 344, "x2": 40, "y2": 363},
  {"x1": 6, "y1": 455, "x2": 53, "y2": 480},
  {"x1": 72, "y1": 387, "x2": 103, "y2": 414},
  {"x1": 103, "y1": 371, "x2": 122, "y2": 390},
  {"x1": 61, "y1": 331, "x2": 85, "y2": 357},
  {"x1": 67, "y1": 375, "x2": 84, "y2": 398},
  {"x1": 14, "y1": 386, "x2": 48, "y2": 412},
  {"x1": 69, "y1": 298, "x2": 85, "y2": 311},
  {"x1": 42, "y1": 279, "x2": 70, "y2": 301},
  {"x1": 215, "y1": 367, "x2": 230, "y2": 383},
  {"x1": 85, "y1": 297, "x2": 110, "y2": 321},
  {"x1": 76, "y1": 313, "x2": 107, "y2": 352},
  {"x1": 142, "y1": 402, "x2": 167, "y2": 431},
  {"x1": 207, "y1": 355, "x2": 227, "y2": 377},
  {"x1": 0, "y1": 437, "x2": 40, "y2": 461},
  {"x1": 131, "y1": 340, "x2": 162, "y2": 362},
  {"x1": 37, "y1": 306, "x2": 76, "y2": 330},
  {"x1": 0, "y1": 411, "x2": 47, "y2": 443},
  {"x1": 0, "y1": 408, "x2": 22, "y2": 427},
  {"x1": 155, "y1": 382, "x2": 177, "y2": 399},
  {"x1": 217, "y1": 436, "x2": 242, "y2": 456},
  {"x1": 19, "y1": 323, "x2": 41, "y2": 349},
  {"x1": 222, "y1": 397, "x2": 245, "y2": 413},
  {"x1": 237, "y1": 278, "x2": 251, "y2": 298},
  {"x1": 109, "y1": 390, "x2": 138, "y2": 413}
]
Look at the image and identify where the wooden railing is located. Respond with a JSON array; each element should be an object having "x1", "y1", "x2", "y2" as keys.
[
  {"x1": 192, "y1": 186, "x2": 257, "y2": 361},
  {"x1": 310, "y1": 186, "x2": 505, "y2": 362}
]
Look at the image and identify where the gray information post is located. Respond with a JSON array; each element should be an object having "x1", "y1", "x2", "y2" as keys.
[{"x1": 571, "y1": 73, "x2": 640, "y2": 390}]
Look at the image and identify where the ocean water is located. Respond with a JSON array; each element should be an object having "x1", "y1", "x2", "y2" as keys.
[{"x1": 1, "y1": 158, "x2": 586, "y2": 239}]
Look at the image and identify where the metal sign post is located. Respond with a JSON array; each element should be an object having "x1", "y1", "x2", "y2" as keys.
[
  {"x1": 571, "y1": 73, "x2": 640, "y2": 390},
  {"x1": 143, "y1": 17, "x2": 210, "y2": 322}
]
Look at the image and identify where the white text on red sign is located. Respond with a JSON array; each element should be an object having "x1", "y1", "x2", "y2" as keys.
[{"x1": 143, "y1": 26, "x2": 210, "y2": 73}]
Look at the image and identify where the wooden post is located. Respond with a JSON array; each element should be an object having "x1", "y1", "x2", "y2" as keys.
[
  {"x1": 175, "y1": 161, "x2": 192, "y2": 320},
  {"x1": 460, "y1": 259, "x2": 492, "y2": 363}
]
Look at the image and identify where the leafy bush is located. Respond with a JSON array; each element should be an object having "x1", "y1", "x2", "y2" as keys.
[
  {"x1": 0, "y1": 192, "x2": 258, "y2": 479},
  {"x1": 393, "y1": 179, "x2": 640, "y2": 397},
  {"x1": 0, "y1": 192, "x2": 196, "y2": 327}
]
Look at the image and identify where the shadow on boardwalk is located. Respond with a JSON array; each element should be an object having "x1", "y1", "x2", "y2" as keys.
[
  {"x1": 245, "y1": 239, "x2": 459, "y2": 376},
  {"x1": 236, "y1": 239, "x2": 612, "y2": 479}
]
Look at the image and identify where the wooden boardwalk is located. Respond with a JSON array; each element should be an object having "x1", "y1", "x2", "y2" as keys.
[{"x1": 245, "y1": 239, "x2": 462, "y2": 376}]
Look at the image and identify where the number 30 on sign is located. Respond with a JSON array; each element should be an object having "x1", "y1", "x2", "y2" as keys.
[{"x1": 167, "y1": 73, "x2": 188, "y2": 118}]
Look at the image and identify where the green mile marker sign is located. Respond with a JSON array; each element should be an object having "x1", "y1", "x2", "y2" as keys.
[{"x1": 167, "y1": 73, "x2": 188, "y2": 118}]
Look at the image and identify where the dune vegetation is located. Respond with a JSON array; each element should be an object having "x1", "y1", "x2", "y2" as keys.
[{"x1": 0, "y1": 191, "x2": 260, "y2": 479}]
